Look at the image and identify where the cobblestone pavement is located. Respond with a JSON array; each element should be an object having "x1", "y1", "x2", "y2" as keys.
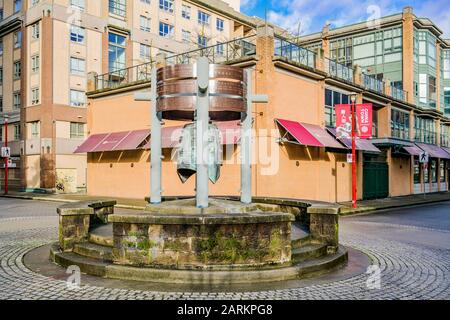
[{"x1": 0, "y1": 198, "x2": 449, "y2": 300}]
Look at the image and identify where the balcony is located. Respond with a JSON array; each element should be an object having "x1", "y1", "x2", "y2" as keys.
[
  {"x1": 391, "y1": 85, "x2": 408, "y2": 102},
  {"x1": 324, "y1": 58, "x2": 354, "y2": 83},
  {"x1": 362, "y1": 74, "x2": 384, "y2": 94},
  {"x1": 274, "y1": 37, "x2": 316, "y2": 69}
]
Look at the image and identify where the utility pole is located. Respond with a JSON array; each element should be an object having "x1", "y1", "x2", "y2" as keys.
[
  {"x1": 350, "y1": 95, "x2": 357, "y2": 209},
  {"x1": 3, "y1": 115, "x2": 9, "y2": 195}
]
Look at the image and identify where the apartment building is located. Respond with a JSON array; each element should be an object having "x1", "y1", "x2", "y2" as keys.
[
  {"x1": 0, "y1": 0, "x2": 258, "y2": 193},
  {"x1": 79, "y1": 7, "x2": 450, "y2": 202}
]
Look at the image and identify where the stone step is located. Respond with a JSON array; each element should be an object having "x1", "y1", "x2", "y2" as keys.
[
  {"x1": 73, "y1": 242, "x2": 114, "y2": 262},
  {"x1": 291, "y1": 222, "x2": 311, "y2": 249},
  {"x1": 291, "y1": 234, "x2": 311, "y2": 249},
  {"x1": 89, "y1": 224, "x2": 113, "y2": 247},
  {"x1": 292, "y1": 243, "x2": 328, "y2": 263}
]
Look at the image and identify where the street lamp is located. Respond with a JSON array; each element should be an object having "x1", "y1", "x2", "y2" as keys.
[
  {"x1": 349, "y1": 93, "x2": 357, "y2": 209},
  {"x1": 3, "y1": 114, "x2": 9, "y2": 195}
]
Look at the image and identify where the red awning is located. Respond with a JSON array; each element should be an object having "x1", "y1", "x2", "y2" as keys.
[
  {"x1": 114, "y1": 129, "x2": 150, "y2": 151},
  {"x1": 403, "y1": 145, "x2": 423, "y2": 156},
  {"x1": 74, "y1": 133, "x2": 109, "y2": 153},
  {"x1": 92, "y1": 131, "x2": 130, "y2": 152},
  {"x1": 276, "y1": 119, "x2": 344, "y2": 149},
  {"x1": 326, "y1": 127, "x2": 380, "y2": 152},
  {"x1": 415, "y1": 143, "x2": 450, "y2": 159}
]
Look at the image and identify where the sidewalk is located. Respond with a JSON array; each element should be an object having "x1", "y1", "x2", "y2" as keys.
[
  {"x1": 1, "y1": 190, "x2": 449, "y2": 214},
  {"x1": 339, "y1": 192, "x2": 450, "y2": 215}
]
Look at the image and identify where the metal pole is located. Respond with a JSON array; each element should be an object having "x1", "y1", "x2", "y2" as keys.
[
  {"x1": 351, "y1": 101, "x2": 357, "y2": 209},
  {"x1": 4, "y1": 118, "x2": 8, "y2": 195},
  {"x1": 196, "y1": 57, "x2": 210, "y2": 208},
  {"x1": 150, "y1": 67, "x2": 161, "y2": 204},
  {"x1": 241, "y1": 69, "x2": 253, "y2": 204}
]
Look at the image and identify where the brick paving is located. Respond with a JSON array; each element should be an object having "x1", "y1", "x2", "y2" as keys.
[{"x1": 0, "y1": 198, "x2": 449, "y2": 300}]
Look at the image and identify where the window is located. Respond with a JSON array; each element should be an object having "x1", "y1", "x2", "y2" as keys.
[
  {"x1": 0, "y1": 97, "x2": 2, "y2": 113},
  {"x1": 428, "y1": 75, "x2": 436, "y2": 108},
  {"x1": 14, "y1": 0, "x2": 22, "y2": 13},
  {"x1": 30, "y1": 122, "x2": 40, "y2": 138},
  {"x1": 71, "y1": 0, "x2": 85, "y2": 11},
  {"x1": 414, "y1": 116, "x2": 436, "y2": 144},
  {"x1": 324, "y1": 88, "x2": 349, "y2": 127},
  {"x1": 70, "y1": 25, "x2": 85, "y2": 43},
  {"x1": 14, "y1": 31, "x2": 22, "y2": 48},
  {"x1": 198, "y1": 35, "x2": 208, "y2": 48},
  {"x1": 108, "y1": 33, "x2": 126, "y2": 72},
  {"x1": 13, "y1": 92, "x2": 21, "y2": 110},
  {"x1": 419, "y1": 74, "x2": 427, "y2": 104},
  {"x1": 13, "y1": 61, "x2": 21, "y2": 79},
  {"x1": 140, "y1": 15, "x2": 151, "y2": 32},
  {"x1": 216, "y1": 18, "x2": 224, "y2": 32},
  {"x1": 390, "y1": 108, "x2": 410, "y2": 140},
  {"x1": 70, "y1": 57, "x2": 85, "y2": 75},
  {"x1": 32, "y1": 23, "x2": 40, "y2": 39},
  {"x1": 414, "y1": 160, "x2": 421, "y2": 184},
  {"x1": 31, "y1": 88, "x2": 40, "y2": 105},
  {"x1": 431, "y1": 160, "x2": 438, "y2": 183},
  {"x1": 141, "y1": 0, "x2": 151, "y2": 4},
  {"x1": 159, "y1": 22, "x2": 174, "y2": 37},
  {"x1": 140, "y1": 44, "x2": 151, "y2": 61},
  {"x1": 70, "y1": 90, "x2": 86, "y2": 107},
  {"x1": 444, "y1": 88, "x2": 450, "y2": 113},
  {"x1": 14, "y1": 124, "x2": 21, "y2": 141},
  {"x1": 31, "y1": 55, "x2": 40, "y2": 73},
  {"x1": 216, "y1": 42, "x2": 224, "y2": 56},
  {"x1": 182, "y1": 30, "x2": 191, "y2": 43},
  {"x1": 0, "y1": 39, "x2": 3, "y2": 55},
  {"x1": 109, "y1": 0, "x2": 126, "y2": 17},
  {"x1": 0, "y1": 67, "x2": 2, "y2": 84},
  {"x1": 159, "y1": 0, "x2": 174, "y2": 13},
  {"x1": 198, "y1": 11, "x2": 210, "y2": 25},
  {"x1": 31, "y1": 0, "x2": 39, "y2": 6},
  {"x1": 441, "y1": 125, "x2": 449, "y2": 147},
  {"x1": 0, "y1": 9, "x2": 3, "y2": 20},
  {"x1": 70, "y1": 123, "x2": 85, "y2": 139},
  {"x1": 182, "y1": 5, "x2": 191, "y2": 19},
  {"x1": 443, "y1": 50, "x2": 450, "y2": 79},
  {"x1": 440, "y1": 162, "x2": 445, "y2": 183}
]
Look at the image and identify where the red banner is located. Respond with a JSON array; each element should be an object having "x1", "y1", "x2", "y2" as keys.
[{"x1": 335, "y1": 104, "x2": 373, "y2": 139}]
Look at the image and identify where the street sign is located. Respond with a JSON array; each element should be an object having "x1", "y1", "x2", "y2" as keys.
[
  {"x1": 1, "y1": 147, "x2": 11, "y2": 158},
  {"x1": 419, "y1": 152, "x2": 429, "y2": 163},
  {"x1": 1, "y1": 160, "x2": 16, "y2": 168},
  {"x1": 347, "y1": 153, "x2": 353, "y2": 163}
]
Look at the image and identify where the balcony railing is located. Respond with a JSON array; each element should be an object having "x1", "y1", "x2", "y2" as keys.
[
  {"x1": 166, "y1": 36, "x2": 256, "y2": 65},
  {"x1": 95, "y1": 63, "x2": 153, "y2": 91},
  {"x1": 391, "y1": 85, "x2": 408, "y2": 102},
  {"x1": 362, "y1": 73, "x2": 384, "y2": 94},
  {"x1": 274, "y1": 38, "x2": 316, "y2": 69},
  {"x1": 324, "y1": 58, "x2": 354, "y2": 83}
]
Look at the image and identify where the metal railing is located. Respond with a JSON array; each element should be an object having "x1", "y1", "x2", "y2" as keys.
[
  {"x1": 362, "y1": 73, "x2": 384, "y2": 94},
  {"x1": 166, "y1": 36, "x2": 256, "y2": 65},
  {"x1": 95, "y1": 63, "x2": 153, "y2": 91},
  {"x1": 274, "y1": 37, "x2": 316, "y2": 69},
  {"x1": 391, "y1": 85, "x2": 408, "y2": 102},
  {"x1": 324, "y1": 58, "x2": 354, "y2": 83}
]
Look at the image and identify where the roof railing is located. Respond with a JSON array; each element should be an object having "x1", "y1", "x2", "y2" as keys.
[{"x1": 274, "y1": 37, "x2": 316, "y2": 69}]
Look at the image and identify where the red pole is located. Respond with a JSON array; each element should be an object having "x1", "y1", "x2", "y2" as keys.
[
  {"x1": 351, "y1": 101, "x2": 357, "y2": 209},
  {"x1": 4, "y1": 117, "x2": 8, "y2": 195}
]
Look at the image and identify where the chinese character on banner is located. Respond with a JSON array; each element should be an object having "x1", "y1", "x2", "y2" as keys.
[
  {"x1": 335, "y1": 104, "x2": 352, "y2": 140},
  {"x1": 356, "y1": 104, "x2": 373, "y2": 139}
]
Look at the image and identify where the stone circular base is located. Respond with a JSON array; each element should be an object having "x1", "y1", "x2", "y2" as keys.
[
  {"x1": 49, "y1": 243, "x2": 348, "y2": 285},
  {"x1": 109, "y1": 199, "x2": 296, "y2": 270}
]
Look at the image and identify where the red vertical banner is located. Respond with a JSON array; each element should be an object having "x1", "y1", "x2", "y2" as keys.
[
  {"x1": 356, "y1": 103, "x2": 373, "y2": 139},
  {"x1": 335, "y1": 104, "x2": 352, "y2": 140}
]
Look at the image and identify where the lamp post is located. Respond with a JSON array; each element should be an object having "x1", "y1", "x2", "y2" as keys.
[
  {"x1": 350, "y1": 93, "x2": 357, "y2": 209},
  {"x1": 3, "y1": 115, "x2": 9, "y2": 195}
]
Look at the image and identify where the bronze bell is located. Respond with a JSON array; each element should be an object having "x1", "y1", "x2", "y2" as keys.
[{"x1": 177, "y1": 123, "x2": 222, "y2": 184}]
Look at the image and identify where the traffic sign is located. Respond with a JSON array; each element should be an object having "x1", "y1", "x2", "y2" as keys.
[
  {"x1": 1, "y1": 147, "x2": 11, "y2": 158},
  {"x1": 419, "y1": 152, "x2": 429, "y2": 163},
  {"x1": 347, "y1": 153, "x2": 353, "y2": 163}
]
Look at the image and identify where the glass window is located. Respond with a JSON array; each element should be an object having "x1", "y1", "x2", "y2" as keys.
[
  {"x1": 70, "y1": 90, "x2": 86, "y2": 107},
  {"x1": 31, "y1": 55, "x2": 40, "y2": 73},
  {"x1": 440, "y1": 161, "x2": 445, "y2": 183},
  {"x1": 31, "y1": 88, "x2": 40, "y2": 105},
  {"x1": 140, "y1": 44, "x2": 151, "y2": 61},
  {"x1": 182, "y1": 5, "x2": 191, "y2": 19},
  {"x1": 70, "y1": 57, "x2": 85, "y2": 75},
  {"x1": 414, "y1": 160, "x2": 421, "y2": 184},
  {"x1": 14, "y1": 124, "x2": 21, "y2": 141},
  {"x1": 431, "y1": 160, "x2": 438, "y2": 183},
  {"x1": 71, "y1": 0, "x2": 85, "y2": 11},
  {"x1": 182, "y1": 30, "x2": 191, "y2": 43},
  {"x1": 391, "y1": 108, "x2": 410, "y2": 140},
  {"x1": 32, "y1": 23, "x2": 40, "y2": 39},
  {"x1": 0, "y1": 67, "x2": 2, "y2": 84},
  {"x1": 70, "y1": 123, "x2": 85, "y2": 139},
  {"x1": 13, "y1": 61, "x2": 21, "y2": 79},
  {"x1": 13, "y1": 92, "x2": 21, "y2": 110},
  {"x1": 70, "y1": 25, "x2": 85, "y2": 43},
  {"x1": 198, "y1": 11, "x2": 210, "y2": 25},
  {"x1": 159, "y1": 0, "x2": 174, "y2": 13},
  {"x1": 0, "y1": 39, "x2": 3, "y2": 55},
  {"x1": 443, "y1": 50, "x2": 450, "y2": 79},
  {"x1": 140, "y1": 16, "x2": 151, "y2": 32},
  {"x1": 216, "y1": 18, "x2": 224, "y2": 32},
  {"x1": 31, "y1": 122, "x2": 40, "y2": 138},
  {"x1": 198, "y1": 35, "x2": 208, "y2": 48},
  {"x1": 324, "y1": 88, "x2": 349, "y2": 127},
  {"x1": 159, "y1": 22, "x2": 174, "y2": 37},
  {"x1": 31, "y1": 0, "x2": 40, "y2": 6},
  {"x1": 109, "y1": 0, "x2": 126, "y2": 17},
  {"x1": 14, "y1": 31, "x2": 22, "y2": 48},
  {"x1": 108, "y1": 33, "x2": 126, "y2": 72},
  {"x1": 14, "y1": 0, "x2": 22, "y2": 13},
  {"x1": 216, "y1": 42, "x2": 224, "y2": 55}
]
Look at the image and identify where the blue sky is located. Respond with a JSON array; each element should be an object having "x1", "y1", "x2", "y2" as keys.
[{"x1": 241, "y1": 0, "x2": 450, "y2": 37}]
